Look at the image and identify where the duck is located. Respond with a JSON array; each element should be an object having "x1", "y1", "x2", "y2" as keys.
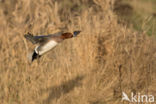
[{"x1": 24, "y1": 31, "x2": 81, "y2": 62}]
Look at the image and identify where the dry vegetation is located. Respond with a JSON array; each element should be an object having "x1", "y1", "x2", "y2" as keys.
[
  {"x1": 0, "y1": 0, "x2": 156, "y2": 104},
  {"x1": 114, "y1": 0, "x2": 156, "y2": 36}
]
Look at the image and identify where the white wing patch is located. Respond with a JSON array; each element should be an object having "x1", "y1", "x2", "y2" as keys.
[{"x1": 36, "y1": 40, "x2": 58, "y2": 55}]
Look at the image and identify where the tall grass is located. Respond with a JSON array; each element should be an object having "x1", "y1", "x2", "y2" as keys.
[
  {"x1": 114, "y1": 0, "x2": 156, "y2": 36},
  {"x1": 0, "y1": 0, "x2": 156, "y2": 104}
]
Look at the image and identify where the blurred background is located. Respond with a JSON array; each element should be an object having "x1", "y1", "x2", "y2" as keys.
[
  {"x1": 114, "y1": 0, "x2": 156, "y2": 36},
  {"x1": 0, "y1": 0, "x2": 155, "y2": 104}
]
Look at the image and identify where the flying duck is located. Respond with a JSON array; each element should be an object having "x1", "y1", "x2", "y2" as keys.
[{"x1": 24, "y1": 31, "x2": 81, "y2": 62}]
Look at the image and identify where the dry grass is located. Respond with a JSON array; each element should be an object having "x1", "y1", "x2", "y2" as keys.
[
  {"x1": 114, "y1": 0, "x2": 156, "y2": 36},
  {"x1": 0, "y1": 0, "x2": 156, "y2": 104}
]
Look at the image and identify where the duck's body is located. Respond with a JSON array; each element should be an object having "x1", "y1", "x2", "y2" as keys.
[
  {"x1": 35, "y1": 40, "x2": 58, "y2": 55},
  {"x1": 24, "y1": 31, "x2": 81, "y2": 62}
]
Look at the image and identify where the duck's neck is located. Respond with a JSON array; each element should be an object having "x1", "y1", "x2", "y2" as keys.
[{"x1": 61, "y1": 33, "x2": 73, "y2": 39}]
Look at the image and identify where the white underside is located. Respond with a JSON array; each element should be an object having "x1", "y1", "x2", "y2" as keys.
[{"x1": 35, "y1": 40, "x2": 58, "y2": 55}]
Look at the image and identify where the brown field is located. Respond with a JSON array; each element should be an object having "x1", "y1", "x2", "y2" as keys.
[
  {"x1": 114, "y1": 0, "x2": 156, "y2": 36},
  {"x1": 0, "y1": 0, "x2": 156, "y2": 104}
]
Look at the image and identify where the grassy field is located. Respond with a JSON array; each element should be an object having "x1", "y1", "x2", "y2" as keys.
[
  {"x1": 114, "y1": 0, "x2": 156, "y2": 36},
  {"x1": 0, "y1": 0, "x2": 156, "y2": 104}
]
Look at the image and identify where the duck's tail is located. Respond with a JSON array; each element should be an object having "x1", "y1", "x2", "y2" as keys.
[
  {"x1": 27, "y1": 50, "x2": 40, "y2": 62},
  {"x1": 73, "y1": 31, "x2": 81, "y2": 37}
]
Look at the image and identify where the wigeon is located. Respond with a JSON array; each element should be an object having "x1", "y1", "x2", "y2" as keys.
[{"x1": 24, "y1": 31, "x2": 81, "y2": 62}]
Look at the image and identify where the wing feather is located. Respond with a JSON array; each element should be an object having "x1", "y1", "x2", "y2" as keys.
[{"x1": 24, "y1": 32, "x2": 62, "y2": 44}]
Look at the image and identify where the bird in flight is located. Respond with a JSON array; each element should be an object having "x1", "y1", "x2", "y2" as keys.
[{"x1": 24, "y1": 31, "x2": 81, "y2": 62}]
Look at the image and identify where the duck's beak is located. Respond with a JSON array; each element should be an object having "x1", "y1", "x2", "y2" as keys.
[{"x1": 73, "y1": 31, "x2": 81, "y2": 37}]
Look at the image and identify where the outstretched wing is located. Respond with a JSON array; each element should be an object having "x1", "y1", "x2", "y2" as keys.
[
  {"x1": 24, "y1": 33, "x2": 38, "y2": 44},
  {"x1": 24, "y1": 32, "x2": 62, "y2": 44}
]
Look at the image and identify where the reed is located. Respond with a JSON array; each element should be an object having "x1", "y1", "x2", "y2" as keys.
[{"x1": 0, "y1": 0, "x2": 155, "y2": 104}]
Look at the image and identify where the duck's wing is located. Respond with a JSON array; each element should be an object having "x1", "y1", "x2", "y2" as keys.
[
  {"x1": 24, "y1": 32, "x2": 62, "y2": 44},
  {"x1": 24, "y1": 33, "x2": 38, "y2": 44}
]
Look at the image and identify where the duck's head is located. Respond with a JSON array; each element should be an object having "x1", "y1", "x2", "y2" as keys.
[{"x1": 73, "y1": 31, "x2": 81, "y2": 37}]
